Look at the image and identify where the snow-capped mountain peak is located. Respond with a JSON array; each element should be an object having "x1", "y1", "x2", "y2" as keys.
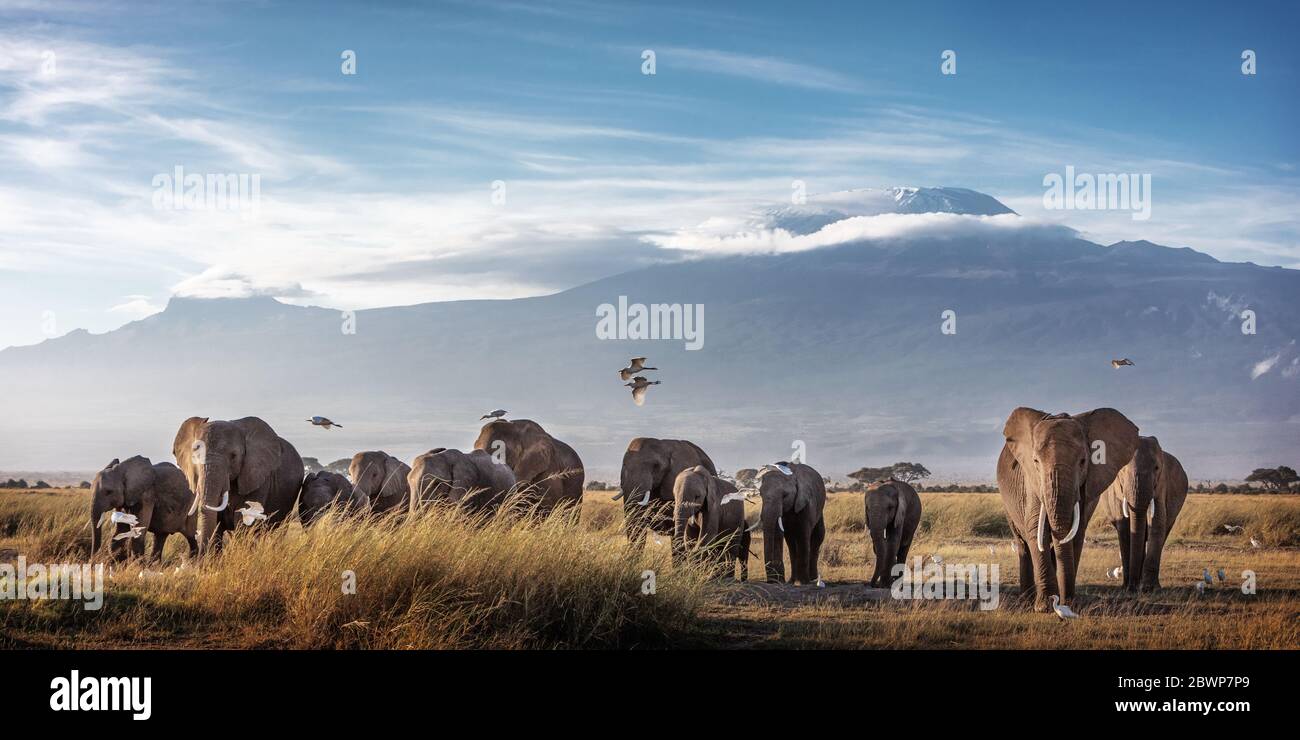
[{"x1": 753, "y1": 186, "x2": 1016, "y2": 235}]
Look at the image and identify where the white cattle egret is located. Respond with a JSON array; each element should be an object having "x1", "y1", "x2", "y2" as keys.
[
  {"x1": 1049, "y1": 595, "x2": 1078, "y2": 620},
  {"x1": 618, "y1": 357, "x2": 657, "y2": 381},
  {"x1": 625, "y1": 376, "x2": 661, "y2": 406},
  {"x1": 107, "y1": 511, "x2": 139, "y2": 527},
  {"x1": 479, "y1": 409, "x2": 507, "y2": 421},
  {"x1": 930, "y1": 554, "x2": 943, "y2": 565},
  {"x1": 1107, "y1": 566, "x2": 1122, "y2": 579},
  {"x1": 113, "y1": 525, "x2": 146, "y2": 541},
  {"x1": 1250, "y1": 537, "x2": 1262, "y2": 549},
  {"x1": 1111, "y1": 358, "x2": 1135, "y2": 368},
  {"x1": 1194, "y1": 581, "x2": 1205, "y2": 595},
  {"x1": 719, "y1": 492, "x2": 746, "y2": 505},
  {"x1": 235, "y1": 501, "x2": 268, "y2": 526},
  {"x1": 307, "y1": 416, "x2": 341, "y2": 429},
  {"x1": 1223, "y1": 524, "x2": 1244, "y2": 533}
]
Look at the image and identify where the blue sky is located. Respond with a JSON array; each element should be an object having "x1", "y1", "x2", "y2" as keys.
[{"x1": 0, "y1": 0, "x2": 1296, "y2": 348}]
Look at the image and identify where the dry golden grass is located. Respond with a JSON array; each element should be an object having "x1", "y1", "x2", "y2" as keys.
[{"x1": 2, "y1": 488, "x2": 1298, "y2": 649}]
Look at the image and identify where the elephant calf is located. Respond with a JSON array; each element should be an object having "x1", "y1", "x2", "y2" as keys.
[
  {"x1": 753, "y1": 461, "x2": 827, "y2": 585},
  {"x1": 1099, "y1": 436, "x2": 1189, "y2": 591},
  {"x1": 90, "y1": 456, "x2": 197, "y2": 562},
  {"x1": 299, "y1": 471, "x2": 367, "y2": 527},
  {"x1": 349, "y1": 450, "x2": 411, "y2": 515},
  {"x1": 864, "y1": 477, "x2": 921, "y2": 588},
  {"x1": 672, "y1": 464, "x2": 750, "y2": 580},
  {"x1": 408, "y1": 447, "x2": 518, "y2": 516}
]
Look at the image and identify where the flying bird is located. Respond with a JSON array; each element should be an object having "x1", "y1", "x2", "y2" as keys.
[
  {"x1": 479, "y1": 409, "x2": 507, "y2": 421},
  {"x1": 1223, "y1": 524, "x2": 1244, "y2": 533},
  {"x1": 618, "y1": 357, "x2": 657, "y2": 381},
  {"x1": 113, "y1": 525, "x2": 146, "y2": 541},
  {"x1": 1111, "y1": 358, "x2": 1135, "y2": 368},
  {"x1": 235, "y1": 501, "x2": 268, "y2": 527},
  {"x1": 307, "y1": 416, "x2": 341, "y2": 429},
  {"x1": 625, "y1": 376, "x2": 661, "y2": 406},
  {"x1": 1049, "y1": 595, "x2": 1079, "y2": 620}
]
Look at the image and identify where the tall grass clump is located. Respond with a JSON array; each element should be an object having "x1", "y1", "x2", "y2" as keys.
[{"x1": 1, "y1": 491, "x2": 717, "y2": 649}]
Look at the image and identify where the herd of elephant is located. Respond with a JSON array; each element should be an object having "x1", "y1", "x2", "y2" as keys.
[{"x1": 88, "y1": 405, "x2": 1187, "y2": 613}]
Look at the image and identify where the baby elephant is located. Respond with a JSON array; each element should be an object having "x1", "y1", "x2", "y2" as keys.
[
  {"x1": 864, "y1": 477, "x2": 921, "y2": 588},
  {"x1": 672, "y1": 464, "x2": 750, "y2": 580},
  {"x1": 298, "y1": 471, "x2": 368, "y2": 527},
  {"x1": 408, "y1": 448, "x2": 518, "y2": 516},
  {"x1": 90, "y1": 456, "x2": 197, "y2": 562}
]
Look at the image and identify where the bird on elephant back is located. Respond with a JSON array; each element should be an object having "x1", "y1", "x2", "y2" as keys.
[
  {"x1": 615, "y1": 437, "x2": 716, "y2": 547},
  {"x1": 671, "y1": 464, "x2": 750, "y2": 580},
  {"x1": 997, "y1": 406, "x2": 1140, "y2": 613},
  {"x1": 172, "y1": 416, "x2": 304, "y2": 557},
  {"x1": 1098, "y1": 435, "x2": 1188, "y2": 592},
  {"x1": 89, "y1": 456, "x2": 197, "y2": 562},
  {"x1": 748, "y1": 461, "x2": 827, "y2": 585},
  {"x1": 473, "y1": 419, "x2": 584, "y2": 518}
]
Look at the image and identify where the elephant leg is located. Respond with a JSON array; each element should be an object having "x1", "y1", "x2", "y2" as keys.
[
  {"x1": 895, "y1": 530, "x2": 915, "y2": 581},
  {"x1": 1014, "y1": 537, "x2": 1033, "y2": 595},
  {"x1": 808, "y1": 519, "x2": 825, "y2": 583},
  {"x1": 1141, "y1": 523, "x2": 1169, "y2": 591},
  {"x1": 739, "y1": 531, "x2": 750, "y2": 581},
  {"x1": 1026, "y1": 539, "x2": 1057, "y2": 612},
  {"x1": 184, "y1": 533, "x2": 198, "y2": 558},
  {"x1": 1115, "y1": 522, "x2": 1132, "y2": 589},
  {"x1": 151, "y1": 532, "x2": 168, "y2": 563},
  {"x1": 782, "y1": 526, "x2": 801, "y2": 584}
]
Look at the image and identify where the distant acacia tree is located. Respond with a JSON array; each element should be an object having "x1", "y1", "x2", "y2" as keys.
[
  {"x1": 585, "y1": 480, "x2": 610, "y2": 490},
  {"x1": 847, "y1": 462, "x2": 932, "y2": 485},
  {"x1": 1245, "y1": 466, "x2": 1298, "y2": 492},
  {"x1": 33, "y1": 480, "x2": 51, "y2": 489},
  {"x1": 78, "y1": 481, "x2": 92, "y2": 489}
]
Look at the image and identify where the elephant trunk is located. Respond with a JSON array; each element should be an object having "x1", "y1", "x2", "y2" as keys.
[
  {"x1": 762, "y1": 513, "x2": 785, "y2": 582},
  {"x1": 90, "y1": 503, "x2": 104, "y2": 556},
  {"x1": 1052, "y1": 539, "x2": 1076, "y2": 604},
  {"x1": 671, "y1": 502, "x2": 694, "y2": 563},
  {"x1": 1127, "y1": 498, "x2": 1147, "y2": 592},
  {"x1": 193, "y1": 464, "x2": 229, "y2": 557}
]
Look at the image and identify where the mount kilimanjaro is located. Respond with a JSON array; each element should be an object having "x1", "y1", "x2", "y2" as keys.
[{"x1": 2, "y1": 187, "x2": 1296, "y2": 481}]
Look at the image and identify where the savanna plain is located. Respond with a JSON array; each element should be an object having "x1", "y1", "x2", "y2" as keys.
[{"x1": 1, "y1": 488, "x2": 1297, "y2": 649}]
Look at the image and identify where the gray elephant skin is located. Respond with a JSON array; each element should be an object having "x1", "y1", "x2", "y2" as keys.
[
  {"x1": 172, "y1": 416, "x2": 304, "y2": 555},
  {"x1": 1098, "y1": 435, "x2": 1189, "y2": 590},
  {"x1": 754, "y1": 462, "x2": 827, "y2": 585},
  {"x1": 672, "y1": 464, "x2": 749, "y2": 580},
  {"x1": 408, "y1": 447, "x2": 518, "y2": 515},
  {"x1": 299, "y1": 470, "x2": 367, "y2": 527},
  {"x1": 617, "y1": 437, "x2": 715, "y2": 544},
  {"x1": 90, "y1": 456, "x2": 197, "y2": 561},
  {"x1": 348, "y1": 451, "x2": 411, "y2": 515},
  {"x1": 997, "y1": 407, "x2": 1138, "y2": 611},
  {"x1": 473, "y1": 419, "x2": 583, "y2": 516},
  {"x1": 864, "y1": 477, "x2": 921, "y2": 588}
]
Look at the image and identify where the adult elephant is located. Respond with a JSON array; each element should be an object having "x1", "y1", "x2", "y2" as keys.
[
  {"x1": 1099, "y1": 436, "x2": 1189, "y2": 591},
  {"x1": 616, "y1": 437, "x2": 715, "y2": 545},
  {"x1": 473, "y1": 419, "x2": 583, "y2": 516},
  {"x1": 997, "y1": 407, "x2": 1139, "y2": 612},
  {"x1": 753, "y1": 462, "x2": 826, "y2": 585},
  {"x1": 299, "y1": 470, "x2": 367, "y2": 527},
  {"x1": 864, "y1": 477, "x2": 922, "y2": 588},
  {"x1": 408, "y1": 447, "x2": 518, "y2": 515},
  {"x1": 89, "y1": 456, "x2": 197, "y2": 561},
  {"x1": 348, "y1": 451, "x2": 411, "y2": 515},
  {"x1": 172, "y1": 416, "x2": 304, "y2": 556},
  {"x1": 672, "y1": 464, "x2": 750, "y2": 579}
]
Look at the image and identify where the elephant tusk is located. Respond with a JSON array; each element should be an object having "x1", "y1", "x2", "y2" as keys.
[
  {"x1": 1058, "y1": 502, "x2": 1081, "y2": 545},
  {"x1": 1146, "y1": 500, "x2": 1155, "y2": 526},
  {"x1": 777, "y1": 516, "x2": 784, "y2": 533},
  {"x1": 635, "y1": 491, "x2": 651, "y2": 506},
  {"x1": 1122, "y1": 499, "x2": 1130, "y2": 519},
  {"x1": 188, "y1": 492, "x2": 201, "y2": 517},
  {"x1": 1036, "y1": 506, "x2": 1048, "y2": 553},
  {"x1": 205, "y1": 492, "x2": 229, "y2": 512},
  {"x1": 97, "y1": 510, "x2": 111, "y2": 528},
  {"x1": 883, "y1": 529, "x2": 888, "y2": 541}
]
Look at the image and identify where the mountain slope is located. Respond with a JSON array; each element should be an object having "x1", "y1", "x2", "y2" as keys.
[{"x1": 3, "y1": 207, "x2": 1296, "y2": 480}]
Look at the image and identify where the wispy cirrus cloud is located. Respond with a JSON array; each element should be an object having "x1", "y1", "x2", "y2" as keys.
[{"x1": 656, "y1": 46, "x2": 866, "y2": 92}]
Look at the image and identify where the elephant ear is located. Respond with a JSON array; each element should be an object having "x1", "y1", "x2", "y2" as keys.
[
  {"x1": 380, "y1": 455, "x2": 408, "y2": 499},
  {"x1": 1002, "y1": 407, "x2": 1049, "y2": 472},
  {"x1": 891, "y1": 484, "x2": 907, "y2": 532},
  {"x1": 514, "y1": 427, "x2": 555, "y2": 483},
  {"x1": 791, "y1": 465, "x2": 809, "y2": 514},
  {"x1": 233, "y1": 417, "x2": 282, "y2": 497},
  {"x1": 122, "y1": 457, "x2": 157, "y2": 506},
  {"x1": 1074, "y1": 407, "x2": 1139, "y2": 502},
  {"x1": 172, "y1": 417, "x2": 208, "y2": 466}
]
